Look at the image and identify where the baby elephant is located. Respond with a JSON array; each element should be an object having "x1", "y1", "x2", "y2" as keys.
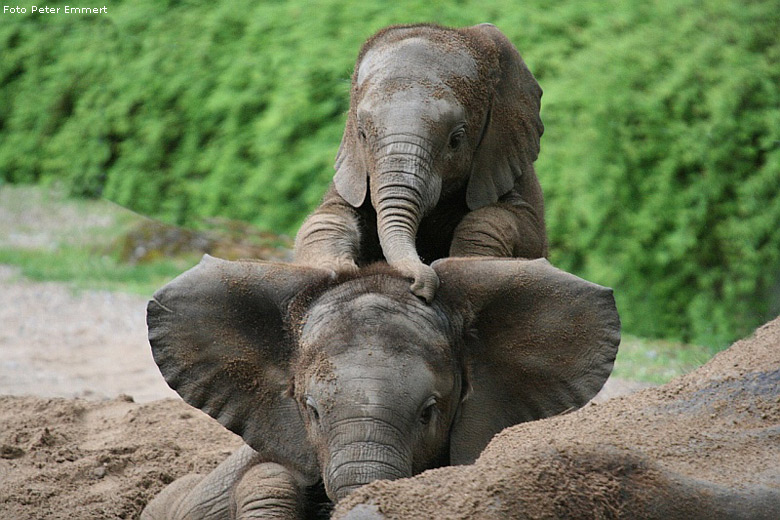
[
  {"x1": 296, "y1": 23, "x2": 547, "y2": 302},
  {"x1": 143, "y1": 256, "x2": 620, "y2": 519}
]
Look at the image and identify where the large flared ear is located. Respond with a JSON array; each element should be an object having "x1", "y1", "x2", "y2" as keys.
[
  {"x1": 146, "y1": 255, "x2": 332, "y2": 483},
  {"x1": 463, "y1": 24, "x2": 544, "y2": 210},
  {"x1": 333, "y1": 111, "x2": 367, "y2": 207},
  {"x1": 433, "y1": 257, "x2": 620, "y2": 465}
]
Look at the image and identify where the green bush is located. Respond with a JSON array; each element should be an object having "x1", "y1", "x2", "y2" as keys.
[
  {"x1": 1, "y1": 0, "x2": 778, "y2": 346},
  {"x1": 537, "y1": 1, "x2": 780, "y2": 345}
]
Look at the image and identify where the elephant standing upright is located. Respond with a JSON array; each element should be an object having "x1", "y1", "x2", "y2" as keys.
[{"x1": 295, "y1": 23, "x2": 546, "y2": 302}]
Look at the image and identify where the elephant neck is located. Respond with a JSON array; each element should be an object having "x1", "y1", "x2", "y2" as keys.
[
  {"x1": 301, "y1": 482, "x2": 331, "y2": 519},
  {"x1": 416, "y1": 183, "x2": 470, "y2": 263}
]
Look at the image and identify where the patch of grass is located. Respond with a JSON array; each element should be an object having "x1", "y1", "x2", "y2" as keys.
[
  {"x1": 0, "y1": 246, "x2": 198, "y2": 297},
  {"x1": 0, "y1": 185, "x2": 199, "y2": 296},
  {"x1": 613, "y1": 335, "x2": 718, "y2": 384}
]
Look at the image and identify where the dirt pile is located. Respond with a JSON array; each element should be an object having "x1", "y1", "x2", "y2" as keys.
[
  {"x1": 116, "y1": 219, "x2": 292, "y2": 265},
  {"x1": 0, "y1": 396, "x2": 241, "y2": 519},
  {"x1": 333, "y1": 317, "x2": 780, "y2": 519}
]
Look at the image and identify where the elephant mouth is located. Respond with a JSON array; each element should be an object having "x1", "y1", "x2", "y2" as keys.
[
  {"x1": 325, "y1": 438, "x2": 412, "y2": 502},
  {"x1": 327, "y1": 458, "x2": 410, "y2": 502}
]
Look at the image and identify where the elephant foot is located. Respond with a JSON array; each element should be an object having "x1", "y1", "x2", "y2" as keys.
[
  {"x1": 297, "y1": 255, "x2": 359, "y2": 280},
  {"x1": 141, "y1": 474, "x2": 209, "y2": 520},
  {"x1": 232, "y1": 462, "x2": 304, "y2": 519},
  {"x1": 391, "y1": 258, "x2": 439, "y2": 303},
  {"x1": 322, "y1": 257, "x2": 360, "y2": 277}
]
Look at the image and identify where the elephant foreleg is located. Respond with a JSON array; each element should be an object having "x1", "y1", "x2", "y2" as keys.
[
  {"x1": 294, "y1": 185, "x2": 362, "y2": 274},
  {"x1": 141, "y1": 474, "x2": 209, "y2": 520},
  {"x1": 141, "y1": 444, "x2": 305, "y2": 520},
  {"x1": 450, "y1": 191, "x2": 547, "y2": 259},
  {"x1": 231, "y1": 461, "x2": 304, "y2": 519}
]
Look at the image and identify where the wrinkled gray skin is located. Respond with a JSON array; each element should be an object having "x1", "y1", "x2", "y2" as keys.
[
  {"x1": 142, "y1": 256, "x2": 620, "y2": 519},
  {"x1": 295, "y1": 23, "x2": 546, "y2": 303}
]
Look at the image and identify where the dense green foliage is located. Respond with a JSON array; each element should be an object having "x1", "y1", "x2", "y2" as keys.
[
  {"x1": 2, "y1": 0, "x2": 778, "y2": 345},
  {"x1": 539, "y1": 1, "x2": 780, "y2": 346}
]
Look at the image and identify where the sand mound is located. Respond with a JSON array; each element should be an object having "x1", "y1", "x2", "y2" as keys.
[
  {"x1": 1, "y1": 318, "x2": 777, "y2": 519},
  {"x1": 0, "y1": 397, "x2": 241, "y2": 519},
  {"x1": 334, "y1": 317, "x2": 780, "y2": 519}
]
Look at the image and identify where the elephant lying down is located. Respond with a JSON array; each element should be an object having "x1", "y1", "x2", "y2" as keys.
[{"x1": 142, "y1": 256, "x2": 620, "y2": 518}]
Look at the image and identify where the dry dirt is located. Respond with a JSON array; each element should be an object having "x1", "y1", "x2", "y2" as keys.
[
  {"x1": 0, "y1": 265, "x2": 177, "y2": 403},
  {"x1": 2, "y1": 258, "x2": 766, "y2": 519},
  {"x1": 0, "y1": 266, "x2": 243, "y2": 519}
]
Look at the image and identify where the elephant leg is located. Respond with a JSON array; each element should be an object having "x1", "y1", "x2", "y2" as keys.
[
  {"x1": 450, "y1": 193, "x2": 547, "y2": 259},
  {"x1": 141, "y1": 474, "x2": 207, "y2": 520},
  {"x1": 231, "y1": 462, "x2": 305, "y2": 519},
  {"x1": 141, "y1": 444, "x2": 263, "y2": 520},
  {"x1": 294, "y1": 186, "x2": 362, "y2": 274}
]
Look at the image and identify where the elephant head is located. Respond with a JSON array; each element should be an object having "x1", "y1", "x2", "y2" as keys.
[
  {"x1": 147, "y1": 256, "x2": 618, "y2": 503},
  {"x1": 332, "y1": 24, "x2": 544, "y2": 300}
]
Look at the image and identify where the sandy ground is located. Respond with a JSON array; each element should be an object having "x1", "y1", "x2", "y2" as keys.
[
  {"x1": 0, "y1": 264, "x2": 240, "y2": 519},
  {"x1": 0, "y1": 265, "x2": 178, "y2": 403}
]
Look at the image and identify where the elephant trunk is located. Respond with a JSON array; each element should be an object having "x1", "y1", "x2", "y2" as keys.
[
  {"x1": 325, "y1": 418, "x2": 413, "y2": 502},
  {"x1": 371, "y1": 139, "x2": 441, "y2": 301}
]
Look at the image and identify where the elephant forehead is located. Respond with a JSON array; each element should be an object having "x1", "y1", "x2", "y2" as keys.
[
  {"x1": 357, "y1": 37, "x2": 478, "y2": 87},
  {"x1": 357, "y1": 85, "x2": 465, "y2": 134},
  {"x1": 307, "y1": 347, "x2": 458, "y2": 412},
  {"x1": 333, "y1": 350, "x2": 447, "y2": 399},
  {"x1": 301, "y1": 292, "x2": 450, "y2": 351}
]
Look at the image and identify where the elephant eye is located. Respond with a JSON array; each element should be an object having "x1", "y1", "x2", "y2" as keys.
[
  {"x1": 419, "y1": 397, "x2": 437, "y2": 426},
  {"x1": 449, "y1": 127, "x2": 466, "y2": 150},
  {"x1": 357, "y1": 128, "x2": 367, "y2": 142},
  {"x1": 305, "y1": 396, "x2": 320, "y2": 422}
]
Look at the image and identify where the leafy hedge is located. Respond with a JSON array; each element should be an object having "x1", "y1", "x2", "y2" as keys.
[
  {"x1": 538, "y1": 1, "x2": 780, "y2": 345},
  {"x1": 1, "y1": 0, "x2": 778, "y2": 345}
]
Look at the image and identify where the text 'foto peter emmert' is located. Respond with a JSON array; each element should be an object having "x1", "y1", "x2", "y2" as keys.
[{"x1": 3, "y1": 5, "x2": 108, "y2": 14}]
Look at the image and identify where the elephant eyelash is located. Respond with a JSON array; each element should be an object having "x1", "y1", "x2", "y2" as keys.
[
  {"x1": 305, "y1": 396, "x2": 320, "y2": 422},
  {"x1": 419, "y1": 396, "x2": 438, "y2": 425},
  {"x1": 448, "y1": 127, "x2": 466, "y2": 149}
]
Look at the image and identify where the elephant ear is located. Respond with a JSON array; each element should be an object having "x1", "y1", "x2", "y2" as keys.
[
  {"x1": 147, "y1": 255, "x2": 332, "y2": 483},
  {"x1": 464, "y1": 23, "x2": 544, "y2": 210},
  {"x1": 333, "y1": 114, "x2": 367, "y2": 207},
  {"x1": 433, "y1": 257, "x2": 620, "y2": 465}
]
